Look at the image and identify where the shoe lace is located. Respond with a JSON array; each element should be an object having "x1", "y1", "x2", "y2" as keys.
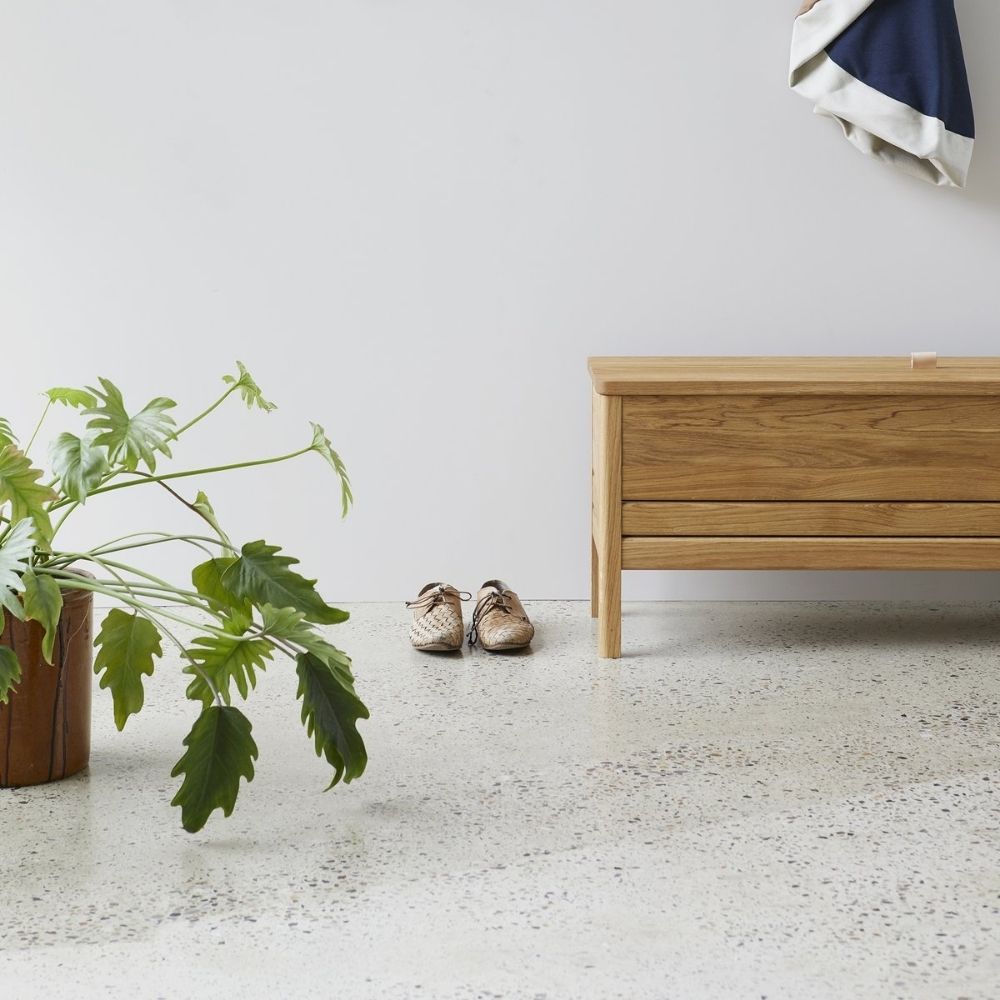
[
  {"x1": 405, "y1": 585, "x2": 471, "y2": 613},
  {"x1": 468, "y1": 590, "x2": 522, "y2": 647}
]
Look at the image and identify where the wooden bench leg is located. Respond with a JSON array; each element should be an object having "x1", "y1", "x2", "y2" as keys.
[
  {"x1": 591, "y1": 536, "x2": 599, "y2": 618},
  {"x1": 597, "y1": 553, "x2": 621, "y2": 658},
  {"x1": 593, "y1": 390, "x2": 622, "y2": 658}
]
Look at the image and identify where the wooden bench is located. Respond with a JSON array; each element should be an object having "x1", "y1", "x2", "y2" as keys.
[{"x1": 589, "y1": 356, "x2": 1000, "y2": 658}]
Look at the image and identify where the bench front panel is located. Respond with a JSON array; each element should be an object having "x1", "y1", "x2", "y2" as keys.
[{"x1": 622, "y1": 394, "x2": 1000, "y2": 501}]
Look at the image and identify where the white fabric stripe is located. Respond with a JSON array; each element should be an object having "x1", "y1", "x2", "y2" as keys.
[
  {"x1": 793, "y1": 52, "x2": 973, "y2": 187},
  {"x1": 789, "y1": 0, "x2": 878, "y2": 87}
]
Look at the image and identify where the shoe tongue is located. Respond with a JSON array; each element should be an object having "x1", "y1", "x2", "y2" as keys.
[
  {"x1": 481, "y1": 579, "x2": 508, "y2": 593},
  {"x1": 418, "y1": 581, "x2": 447, "y2": 596}
]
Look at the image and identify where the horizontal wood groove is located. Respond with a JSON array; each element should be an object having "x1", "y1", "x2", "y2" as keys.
[
  {"x1": 622, "y1": 502, "x2": 1000, "y2": 537},
  {"x1": 621, "y1": 537, "x2": 1000, "y2": 571}
]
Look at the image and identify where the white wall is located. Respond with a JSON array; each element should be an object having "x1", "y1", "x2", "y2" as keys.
[{"x1": 2, "y1": 1, "x2": 1000, "y2": 603}]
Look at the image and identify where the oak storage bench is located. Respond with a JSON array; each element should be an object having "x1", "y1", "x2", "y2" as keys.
[{"x1": 589, "y1": 356, "x2": 1000, "y2": 658}]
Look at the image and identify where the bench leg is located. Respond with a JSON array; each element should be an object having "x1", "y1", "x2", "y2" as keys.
[
  {"x1": 593, "y1": 390, "x2": 622, "y2": 658},
  {"x1": 591, "y1": 536, "x2": 599, "y2": 618},
  {"x1": 597, "y1": 554, "x2": 621, "y2": 658}
]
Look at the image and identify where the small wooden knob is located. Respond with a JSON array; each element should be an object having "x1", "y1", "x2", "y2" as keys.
[{"x1": 911, "y1": 352, "x2": 937, "y2": 370}]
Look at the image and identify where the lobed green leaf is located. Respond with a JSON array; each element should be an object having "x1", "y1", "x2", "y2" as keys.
[
  {"x1": 223, "y1": 361, "x2": 276, "y2": 413},
  {"x1": 191, "y1": 557, "x2": 252, "y2": 629},
  {"x1": 222, "y1": 540, "x2": 349, "y2": 625},
  {"x1": 0, "y1": 445, "x2": 56, "y2": 544},
  {"x1": 0, "y1": 647, "x2": 21, "y2": 704},
  {"x1": 170, "y1": 705, "x2": 258, "y2": 833},
  {"x1": 310, "y1": 423, "x2": 352, "y2": 518},
  {"x1": 183, "y1": 633, "x2": 274, "y2": 707},
  {"x1": 45, "y1": 387, "x2": 98, "y2": 409},
  {"x1": 21, "y1": 569, "x2": 63, "y2": 664},
  {"x1": 93, "y1": 609, "x2": 163, "y2": 731},
  {"x1": 296, "y1": 648, "x2": 368, "y2": 789},
  {"x1": 260, "y1": 604, "x2": 355, "y2": 682},
  {"x1": 0, "y1": 418, "x2": 16, "y2": 449},
  {"x1": 50, "y1": 432, "x2": 109, "y2": 503},
  {"x1": 85, "y1": 377, "x2": 176, "y2": 473},
  {"x1": 0, "y1": 519, "x2": 36, "y2": 622}
]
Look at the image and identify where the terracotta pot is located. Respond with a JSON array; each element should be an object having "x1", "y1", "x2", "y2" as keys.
[{"x1": 0, "y1": 583, "x2": 93, "y2": 787}]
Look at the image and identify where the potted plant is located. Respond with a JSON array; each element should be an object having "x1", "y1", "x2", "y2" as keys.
[{"x1": 0, "y1": 362, "x2": 368, "y2": 832}]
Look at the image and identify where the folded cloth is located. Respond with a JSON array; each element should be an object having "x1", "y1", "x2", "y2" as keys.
[{"x1": 790, "y1": 0, "x2": 975, "y2": 187}]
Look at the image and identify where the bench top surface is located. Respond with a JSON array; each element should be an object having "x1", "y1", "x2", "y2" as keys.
[{"x1": 588, "y1": 356, "x2": 1000, "y2": 395}]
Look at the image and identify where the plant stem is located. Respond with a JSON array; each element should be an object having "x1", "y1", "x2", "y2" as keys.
[
  {"x1": 40, "y1": 570, "x2": 227, "y2": 634},
  {"x1": 47, "y1": 446, "x2": 312, "y2": 512},
  {"x1": 155, "y1": 479, "x2": 215, "y2": 533},
  {"x1": 268, "y1": 636, "x2": 301, "y2": 660},
  {"x1": 86, "y1": 532, "x2": 225, "y2": 557},
  {"x1": 172, "y1": 385, "x2": 238, "y2": 438},
  {"x1": 42, "y1": 554, "x2": 200, "y2": 602},
  {"x1": 48, "y1": 501, "x2": 79, "y2": 544},
  {"x1": 93, "y1": 535, "x2": 214, "y2": 560},
  {"x1": 24, "y1": 400, "x2": 52, "y2": 455},
  {"x1": 147, "y1": 615, "x2": 224, "y2": 709},
  {"x1": 53, "y1": 567, "x2": 224, "y2": 708},
  {"x1": 63, "y1": 577, "x2": 210, "y2": 604}
]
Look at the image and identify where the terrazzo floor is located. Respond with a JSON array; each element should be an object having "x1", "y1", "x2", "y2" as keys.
[{"x1": 2, "y1": 601, "x2": 1000, "y2": 999}]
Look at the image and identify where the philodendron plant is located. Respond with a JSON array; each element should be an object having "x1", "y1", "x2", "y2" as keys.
[{"x1": 0, "y1": 362, "x2": 368, "y2": 832}]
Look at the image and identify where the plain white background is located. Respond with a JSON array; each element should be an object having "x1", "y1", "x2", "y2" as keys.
[{"x1": 2, "y1": 1, "x2": 1000, "y2": 602}]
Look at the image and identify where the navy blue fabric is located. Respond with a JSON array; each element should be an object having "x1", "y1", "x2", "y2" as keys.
[{"x1": 826, "y1": 0, "x2": 974, "y2": 139}]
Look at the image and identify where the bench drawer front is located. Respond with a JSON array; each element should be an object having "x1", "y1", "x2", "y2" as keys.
[
  {"x1": 622, "y1": 502, "x2": 1000, "y2": 536},
  {"x1": 621, "y1": 395, "x2": 1000, "y2": 501}
]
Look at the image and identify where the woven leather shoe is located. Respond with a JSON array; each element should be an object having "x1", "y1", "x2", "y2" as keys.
[
  {"x1": 406, "y1": 583, "x2": 470, "y2": 651},
  {"x1": 468, "y1": 580, "x2": 534, "y2": 651}
]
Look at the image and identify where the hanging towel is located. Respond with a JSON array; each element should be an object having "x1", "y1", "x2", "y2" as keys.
[{"x1": 789, "y1": 0, "x2": 975, "y2": 187}]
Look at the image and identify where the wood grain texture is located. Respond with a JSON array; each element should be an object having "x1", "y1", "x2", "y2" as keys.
[
  {"x1": 591, "y1": 537, "x2": 599, "y2": 619},
  {"x1": 588, "y1": 357, "x2": 1000, "y2": 656},
  {"x1": 589, "y1": 357, "x2": 1000, "y2": 396},
  {"x1": 591, "y1": 394, "x2": 597, "y2": 619},
  {"x1": 593, "y1": 390, "x2": 622, "y2": 658},
  {"x1": 622, "y1": 395, "x2": 1000, "y2": 501},
  {"x1": 621, "y1": 537, "x2": 1000, "y2": 571},
  {"x1": 0, "y1": 588, "x2": 93, "y2": 787},
  {"x1": 622, "y1": 502, "x2": 1000, "y2": 537}
]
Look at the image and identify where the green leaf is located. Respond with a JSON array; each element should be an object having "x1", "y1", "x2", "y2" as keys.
[
  {"x1": 0, "y1": 418, "x2": 16, "y2": 449},
  {"x1": 310, "y1": 423, "x2": 353, "y2": 518},
  {"x1": 261, "y1": 604, "x2": 354, "y2": 680},
  {"x1": 93, "y1": 609, "x2": 163, "y2": 731},
  {"x1": 21, "y1": 569, "x2": 63, "y2": 664},
  {"x1": 0, "y1": 518, "x2": 35, "y2": 622},
  {"x1": 50, "y1": 432, "x2": 109, "y2": 503},
  {"x1": 223, "y1": 361, "x2": 276, "y2": 413},
  {"x1": 192, "y1": 491, "x2": 234, "y2": 551},
  {"x1": 191, "y1": 557, "x2": 252, "y2": 627},
  {"x1": 183, "y1": 633, "x2": 274, "y2": 707},
  {"x1": 85, "y1": 377, "x2": 176, "y2": 472},
  {"x1": 222, "y1": 540, "x2": 349, "y2": 625},
  {"x1": 259, "y1": 603, "x2": 310, "y2": 638},
  {"x1": 296, "y1": 649, "x2": 368, "y2": 789},
  {"x1": 45, "y1": 387, "x2": 97, "y2": 409},
  {"x1": 0, "y1": 647, "x2": 21, "y2": 704},
  {"x1": 0, "y1": 445, "x2": 56, "y2": 544},
  {"x1": 170, "y1": 705, "x2": 258, "y2": 833}
]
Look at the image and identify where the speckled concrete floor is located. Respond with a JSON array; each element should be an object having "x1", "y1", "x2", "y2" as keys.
[{"x1": 2, "y1": 601, "x2": 1000, "y2": 1000}]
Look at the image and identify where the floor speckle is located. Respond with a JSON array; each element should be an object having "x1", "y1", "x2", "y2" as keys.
[{"x1": 2, "y1": 601, "x2": 1000, "y2": 999}]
